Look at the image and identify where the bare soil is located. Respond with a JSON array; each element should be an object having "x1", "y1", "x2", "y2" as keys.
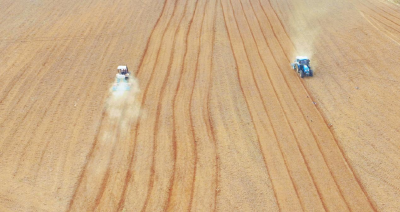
[{"x1": 0, "y1": 0, "x2": 399, "y2": 211}]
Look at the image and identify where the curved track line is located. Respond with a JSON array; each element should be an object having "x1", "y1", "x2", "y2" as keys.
[
  {"x1": 244, "y1": 1, "x2": 348, "y2": 210},
  {"x1": 162, "y1": 1, "x2": 201, "y2": 210},
  {"x1": 188, "y1": 0, "x2": 209, "y2": 210},
  {"x1": 141, "y1": 0, "x2": 190, "y2": 210},
  {"x1": 116, "y1": 0, "x2": 175, "y2": 209},
  {"x1": 66, "y1": 109, "x2": 106, "y2": 211},
  {"x1": 220, "y1": 0, "x2": 281, "y2": 209},
  {"x1": 209, "y1": 1, "x2": 219, "y2": 211},
  {"x1": 259, "y1": 0, "x2": 377, "y2": 210}
]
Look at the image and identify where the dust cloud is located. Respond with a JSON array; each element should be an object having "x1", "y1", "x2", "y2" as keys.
[
  {"x1": 101, "y1": 75, "x2": 141, "y2": 142},
  {"x1": 284, "y1": 0, "x2": 335, "y2": 64}
]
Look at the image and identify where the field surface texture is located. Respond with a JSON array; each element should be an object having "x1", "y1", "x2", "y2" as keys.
[{"x1": 0, "y1": 0, "x2": 399, "y2": 211}]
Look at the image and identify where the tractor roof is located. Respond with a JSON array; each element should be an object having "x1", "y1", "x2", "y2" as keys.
[
  {"x1": 118, "y1": 65, "x2": 127, "y2": 70},
  {"x1": 296, "y1": 56, "x2": 309, "y2": 60}
]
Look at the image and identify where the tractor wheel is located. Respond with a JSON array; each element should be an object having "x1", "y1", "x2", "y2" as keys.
[
  {"x1": 295, "y1": 64, "x2": 299, "y2": 73},
  {"x1": 309, "y1": 70, "x2": 313, "y2": 77},
  {"x1": 299, "y1": 70, "x2": 305, "y2": 78}
]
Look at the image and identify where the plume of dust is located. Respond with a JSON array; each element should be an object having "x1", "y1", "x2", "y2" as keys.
[
  {"x1": 101, "y1": 75, "x2": 141, "y2": 143},
  {"x1": 84, "y1": 75, "x2": 141, "y2": 181},
  {"x1": 285, "y1": 0, "x2": 335, "y2": 69}
]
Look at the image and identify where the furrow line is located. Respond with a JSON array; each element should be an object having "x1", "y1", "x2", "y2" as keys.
[
  {"x1": 141, "y1": 0, "x2": 190, "y2": 210},
  {"x1": 13, "y1": 39, "x2": 89, "y2": 178},
  {"x1": 240, "y1": 0, "x2": 311, "y2": 210},
  {"x1": 92, "y1": 116, "x2": 124, "y2": 211},
  {"x1": 163, "y1": 0, "x2": 200, "y2": 209},
  {"x1": 362, "y1": 0, "x2": 400, "y2": 24},
  {"x1": 242, "y1": 1, "x2": 348, "y2": 210},
  {"x1": 117, "y1": 0, "x2": 178, "y2": 209},
  {"x1": 234, "y1": 0, "x2": 316, "y2": 211},
  {"x1": 221, "y1": 0, "x2": 281, "y2": 209},
  {"x1": 135, "y1": 0, "x2": 173, "y2": 76},
  {"x1": 167, "y1": 0, "x2": 208, "y2": 210},
  {"x1": 66, "y1": 108, "x2": 107, "y2": 212},
  {"x1": 209, "y1": 0, "x2": 219, "y2": 211},
  {"x1": 187, "y1": 0, "x2": 208, "y2": 208},
  {"x1": 33, "y1": 35, "x2": 110, "y2": 182},
  {"x1": 189, "y1": 0, "x2": 218, "y2": 210},
  {"x1": 259, "y1": 0, "x2": 377, "y2": 210}
]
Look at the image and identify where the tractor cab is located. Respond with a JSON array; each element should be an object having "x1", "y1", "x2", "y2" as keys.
[
  {"x1": 116, "y1": 65, "x2": 130, "y2": 81},
  {"x1": 296, "y1": 56, "x2": 310, "y2": 66},
  {"x1": 113, "y1": 65, "x2": 131, "y2": 93},
  {"x1": 117, "y1": 65, "x2": 129, "y2": 76}
]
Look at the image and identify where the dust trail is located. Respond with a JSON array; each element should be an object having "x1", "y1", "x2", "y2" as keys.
[
  {"x1": 285, "y1": 0, "x2": 355, "y2": 66},
  {"x1": 283, "y1": 0, "x2": 338, "y2": 64},
  {"x1": 103, "y1": 75, "x2": 141, "y2": 142},
  {"x1": 67, "y1": 74, "x2": 142, "y2": 211}
]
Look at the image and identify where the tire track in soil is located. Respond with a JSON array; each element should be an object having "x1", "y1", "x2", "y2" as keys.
[
  {"x1": 209, "y1": 3, "x2": 237, "y2": 211},
  {"x1": 242, "y1": 0, "x2": 319, "y2": 210},
  {"x1": 57, "y1": 1, "x2": 147, "y2": 196},
  {"x1": 116, "y1": 0, "x2": 180, "y2": 210},
  {"x1": 83, "y1": 9, "x2": 159, "y2": 212},
  {"x1": 91, "y1": 119, "x2": 123, "y2": 211},
  {"x1": 66, "y1": 108, "x2": 106, "y2": 212},
  {"x1": 0, "y1": 0, "x2": 104, "y2": 168},
  {"x1": 0, "y1": 0, "x2": 94, "y2": 96},
  {"x1": 209, "y1": 2, "x2": 219, "y2": 210},
  {"x1": 59, "y1": 36, "x2": 124, "y2": 203},
  {"x1": 189, "y1": 0, "x2": 218, "y2": 210},
  {"x1": 287, "y1": 15, "x2": 380, "y2": 212},
  {"x1": 214, "y1": 1, "x2": 275, "y2": 211},
  {"x1": 13, "y1": 0, "x2": 122, "y2": 183},
  {"x1": 238, "y1": 0, "x2": 330, "y2": 210},
  {"x1": 68, "y1": 0, "x2": 171, "y2": 210},
  {"x1": 221, "y1": 0, "x2": 284, "y2": 210},
  {"x1": 78, "y1": 32, "x2": 139, "y2": 211},
  {"x1": 1, "y1": 0, "x2": 399, "y2": 211},
  {"x1": 55, "y1": 61, "x2": 112, "y2": 197},
  {"x1": 223, "y1": 0, "x2": 374, "y2": 210},
  {"x1": 0, "y1": 26, "x2": 79, "y2": 144},
  {"x1": 6, "y1": 40, "x2": 88, "y2": 179},
  {"x1": 242, "y1": 0, "x2": 346, "y2": 210},
  {"x1": 256, "y1": 0, "x2": 378, "y2": 210},
  {"x1": 140, "y1": 0, "x2": 201, "y2": 211},
  {"x1": 165, "y1": 0, "x2": 208, "y2": 211},
  {"x1": 66, "y1": 0, "x2": 153, "y2": 209},
  {"x1": 279, "y1": 0, "x2": 379, "y2": 210},
  {"x1": 0, "y1": 44, "x2": 59, "y2": 148},
  {"x1": 227, "y1": 0, "x2": 313, "y2": 211},
  {"x1": 32, "y1": 30, "x2": 118, "y2": 183},
  {"x1": 187, "y1": 0, "x2": 208, "y2": 209},
  {"x1": 307, "y1": 12, "x2": 394, "y2": 209},
  {"x1": 140, "y1": 0, "x2": 191, "y2": 210},
  {"x1": 355, "y1": 0, "x2": 400, "y2": 47},
  {"x1": 162, "y1": 0, "x2": 201, "y2": 210},
  {"x1": 48, "y1": 31, "x2": 124, "y2": 190},
  {"x1": 360, "y1": 0, "x2": 400, "y2": 24}
]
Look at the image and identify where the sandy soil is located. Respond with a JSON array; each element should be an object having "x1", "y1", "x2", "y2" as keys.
[{"x1": 0, "y1": 0, "x2": 399, "y2": 211}]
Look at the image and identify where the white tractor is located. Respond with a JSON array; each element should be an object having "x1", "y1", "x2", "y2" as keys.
[{"x1": 112, "y1": 65, "x2": 131, "y2": 93}]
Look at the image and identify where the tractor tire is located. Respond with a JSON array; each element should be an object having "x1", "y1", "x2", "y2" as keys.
[
  {"x1": 295, "y1": 64, "x2": 299, "y2": 73},
  {"x1": 299, "y1": 70, "x2": 305, "y2": 78},
  {"x1": 309, "y1": 70, "x2": 313, "y2": 77}
]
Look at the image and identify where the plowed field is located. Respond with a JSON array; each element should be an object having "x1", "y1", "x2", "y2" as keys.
[{"x1": 1, "y1": 0, "x2": 399, "y2": 211}]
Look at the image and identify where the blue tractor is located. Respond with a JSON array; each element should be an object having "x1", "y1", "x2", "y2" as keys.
[{"x1": 292, "y1": 56, "x2": 313, "y2": 78}]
